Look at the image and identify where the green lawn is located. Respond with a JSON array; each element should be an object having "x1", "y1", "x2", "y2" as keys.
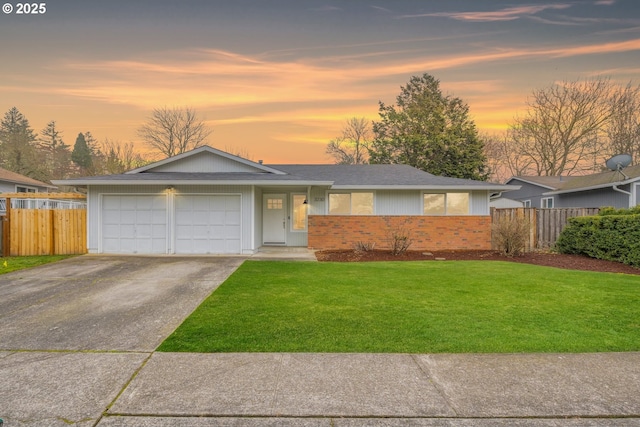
[
  {"x1": 158, "y1": 260, "x2": 640, "y2": 353},
  {"x1": 0, "y1": 255, "x2": 72, "y2": 274}
]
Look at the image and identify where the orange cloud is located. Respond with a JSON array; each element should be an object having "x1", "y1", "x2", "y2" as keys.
[{"x1": 399, "y1": 4, "x2": 573, "y2": 22}]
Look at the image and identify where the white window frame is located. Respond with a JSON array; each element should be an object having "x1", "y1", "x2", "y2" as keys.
[
  {"x1": 541, "y1": 197, "x2": 554, "y2": 208},
  {"x1": 327, "y1": 191, "x2": 375, "y2": 215},
  {"x1": 290, "y1": 193, "x2": 308, "y2": 232},
  {"x1": 422, "y1": 192, "x2": 470, "y2": 216},
  {"x1": 16, "y1": 185, "x2": 37, "y2": 193},
  {"x1": 523, "y1": 200, "x2": 532, "y2": 208}
]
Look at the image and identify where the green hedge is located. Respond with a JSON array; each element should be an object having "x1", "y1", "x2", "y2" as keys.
[{"x1": 556, "y1": 211, "x2": 640, "y2": 267}]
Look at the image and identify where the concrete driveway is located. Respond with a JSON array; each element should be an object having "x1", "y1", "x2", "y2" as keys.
[
  {"x1": 0, "y1": 256, "x2": 243, "y2": 351},
  {"x1": 0, "y1": 255, "x2": 243, "y2": 426}
]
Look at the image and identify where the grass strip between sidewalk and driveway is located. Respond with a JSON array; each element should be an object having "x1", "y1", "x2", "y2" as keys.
[
  {"x1": 0, "y1": 255, "x2": 72, "y2": 275},
  {"x1": 158, "y1": 260, "x2": 640, "y2": 354}
]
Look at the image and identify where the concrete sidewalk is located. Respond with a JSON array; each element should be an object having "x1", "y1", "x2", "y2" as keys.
[{"x1": 4, "y1": 351, "x2": 639, "y2": 426}]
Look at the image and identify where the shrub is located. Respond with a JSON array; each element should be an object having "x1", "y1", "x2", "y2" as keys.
[
  {"x1": 386, "y1": 223, "x2": 413, "y2": 256},
  {"x1": 354, "y1": 241, "x2": 375, "y2": 252},
  {"x1": 556, "y1": 214, "x2": 640, "y2": 267},
  {"x1": 492, "y1": 216, "x2": 530, "y2": 257},
  {"x1": 599, "y1": 205, "x2": 640, "y2": 216}
]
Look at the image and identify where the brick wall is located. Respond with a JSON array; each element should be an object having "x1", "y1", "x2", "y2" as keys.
[{"x1": 308, "y1": 215, "x2": 491, "y2": 251}]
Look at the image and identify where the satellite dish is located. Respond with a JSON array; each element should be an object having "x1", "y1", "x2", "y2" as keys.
[{"x1": 606, "y1": 154, "x2": 632, "y2": 171}]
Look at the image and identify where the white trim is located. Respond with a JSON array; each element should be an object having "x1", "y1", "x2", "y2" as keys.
[
  {"x1": 325, "y1": 190, "x2": 376, "y2": 215},
  {"x1": 53, "y1": 178, "x2": 333, "y2": 187},
  {"x1": 15, "y1": 185, "x2": 38, "y2": 193},
  {"x1": 544, "y1": 176, "x2": 640, "y2": 195},
  {"x1": 422, "y1": 191, "x2": 471, "y2": 216},
  {"x1": 290, "y1": 193, "x2": 308, "y2": 232},
  {"x1": 250, "y1": 186, "x2": 256, "y2": 252},
  {"x1": 262, "y1": 193, "x2": 287, "y2": 245},
  {"x1": 330, "y1": 184, "x2": 517, "y2": 191},
  {"x1": 523, "y1": 200, "x2": 532, "y2": 208},
  {"x1": 507, "y1": 177, "x2": 560, "y2": 190},
  {"x1": 541, "y1": 197, "x2": 554, "y2": 208}
]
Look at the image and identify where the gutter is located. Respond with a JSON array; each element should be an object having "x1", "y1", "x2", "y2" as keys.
[{"x1": 612, "y1": 184, "x2": 633, "y2": 208}]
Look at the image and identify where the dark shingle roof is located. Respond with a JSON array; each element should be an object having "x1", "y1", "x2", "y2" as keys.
[
  {"x1": 511, "y1": 164, "x2": 640, "y2": 194},
  {"x1": 550, "y1": 164, "x2": 640, "y2": 192},
  {"x1": 270, "y1": 164, "x2": 501, "y2": 188},
  {"x1": 55, "y1": 162, "x2": 513, "y2": 191}
]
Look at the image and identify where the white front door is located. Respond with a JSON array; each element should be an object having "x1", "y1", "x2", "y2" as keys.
[{"x1": 263, "y1": 194, "x2": 286, "y2": 244}]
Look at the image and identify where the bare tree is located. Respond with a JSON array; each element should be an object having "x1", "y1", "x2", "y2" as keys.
[
  {"x1": 223, "y1": 145, "x2": 254, "y2": 161},
  {"x1": 482, "y1": 131, "x2": 534, "y2": 182},
  {"x1": 138, "y1": 107, "x2": 212, "y2": 158},
  {"x1": 606, "y1": 82, "x2": 640, "y2": 164},
  {"x1": 326, "y1": 117, "x2": 371, "y2": 164},
  {"x1": 509, "y1": 77, "x2": 614, "y2": 176},
  {"x1": 97, "y1": 140, "x2": 150, "y2": 174}
]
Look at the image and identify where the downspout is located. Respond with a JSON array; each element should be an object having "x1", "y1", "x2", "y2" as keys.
[{"x1": 612, "y1": 184, "x2": 632, "y2": 208}]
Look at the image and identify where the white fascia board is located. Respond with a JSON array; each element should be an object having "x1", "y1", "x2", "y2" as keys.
[
  {"x1": 507, "y1": 177, "x2": 558, "y2": 190},
  {"x1": 543, "y1": 176, "x2": 640, "y2": 195},
  {"x1": 329, "y1": 184, "x2": 520, "y2": 191}
]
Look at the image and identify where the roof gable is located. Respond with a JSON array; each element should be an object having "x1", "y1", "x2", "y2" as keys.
[
  {"x1": 127, "y1": 146, "x2": 285, "y2": 175},
  {"x1": 506, "y1": 176, "x2": 567, "y2": 190}
]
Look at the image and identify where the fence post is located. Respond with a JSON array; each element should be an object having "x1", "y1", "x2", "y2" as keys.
[{"x1": 2, "y1": 197, "x2": 10, "y2": 257}]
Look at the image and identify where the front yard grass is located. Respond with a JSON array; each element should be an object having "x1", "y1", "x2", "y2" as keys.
[
  {"x1": 0, "y1": 255, "x2": 72, "y2": 274},
  {"x1": 158, "y1": 260, "x2": 640, "y2": 353}
]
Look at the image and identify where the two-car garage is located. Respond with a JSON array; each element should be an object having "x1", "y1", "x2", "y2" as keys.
[{"x1": 101, "y1": 194, "x2": 241, "y2": 254}]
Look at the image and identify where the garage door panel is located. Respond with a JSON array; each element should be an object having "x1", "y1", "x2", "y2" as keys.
[
  {"x1": 102, "y1": 195, "x2": 167, "y2": 254},
  {"x1": 174, "y1": 195, "x2": 241, "y2": 254},
  {"x1": 209, "y1": 211, "x2": 225, "y2": 224},
  {"x1": 225, "y1": 212, "x2": 241, "y2": 225}
]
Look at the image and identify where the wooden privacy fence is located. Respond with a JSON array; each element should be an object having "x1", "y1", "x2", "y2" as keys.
[
  {"x1": 1, "y1": 193, "x2": 87, "y2": 256},
  {"x1": 491, "y1": 207, "x2": 600, "y2": 252}
]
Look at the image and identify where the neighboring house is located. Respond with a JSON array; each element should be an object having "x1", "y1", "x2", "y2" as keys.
[
  {"x1": 489, "y1": 197, "x2": 523, "y2": 209},
  {"x1": 0, "y1": 167, "x2": 56, "y2": 194},
  {"x1": 54, "y1": 146, "x2": 516, "y2": 255},
  {"x1": 1, "y1": 167, "x2": 57, "y2": 214},
  {"x1": 504, "y1": 164, "x2": 640, "y2": 209}
]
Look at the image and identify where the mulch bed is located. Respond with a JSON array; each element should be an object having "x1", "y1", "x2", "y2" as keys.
[{"x1": 315, "y1": 249, "x2": 640, "y2": 276}]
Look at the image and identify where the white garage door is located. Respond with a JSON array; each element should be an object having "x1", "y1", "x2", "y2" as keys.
[
  {"x1": 102, "y1": 195, "x2": 168, "y2": 254},
  {"x1": 175, "y1": 195, "x2": 241, "y2": 254}
]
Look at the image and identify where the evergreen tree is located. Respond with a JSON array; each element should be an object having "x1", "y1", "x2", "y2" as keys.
[
  {"x1": 369, "y1": 74, "x2": 488, "y2": 180},
  {"x1": 0, "y1": 107, "x2": 47, "y2": 180},
  {"x1": 39, "y1": 120, "x2": 71, "y2": 180},
  {"x1": 71, "y1": 132, "x2": 93, "y2": 172}
]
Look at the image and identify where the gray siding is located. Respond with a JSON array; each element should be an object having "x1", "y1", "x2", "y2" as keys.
[
  {"x1": 504, "y1": 180, "x2": 551, "y2": 208},
  {"x1": 253, "y1": 187, "x2": 262, "y2": 250},
  {"x1": 470, "y1": 190, "x2": 490, "y2": 215},
  {"x1": 150, "y1": 154, "x2": 265, "y2": 173},
  {"x1": 376, "y1": 190, "x2": 422, "y2": 215},
  {"x1": 557, "y1": 185, "x2": 631, "y2": 209},
  {"x1": 0, "y1": 181, "x2": 51, "y2": 193}
]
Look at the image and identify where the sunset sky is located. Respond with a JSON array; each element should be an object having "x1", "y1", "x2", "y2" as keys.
[{"x1": 1, "y1": 0, "x2": 639, "y2": 163}]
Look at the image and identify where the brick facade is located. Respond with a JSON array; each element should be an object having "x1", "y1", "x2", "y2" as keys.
[{"x1": 307, "y1": 215, "x2": 491, "y2": 251}]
